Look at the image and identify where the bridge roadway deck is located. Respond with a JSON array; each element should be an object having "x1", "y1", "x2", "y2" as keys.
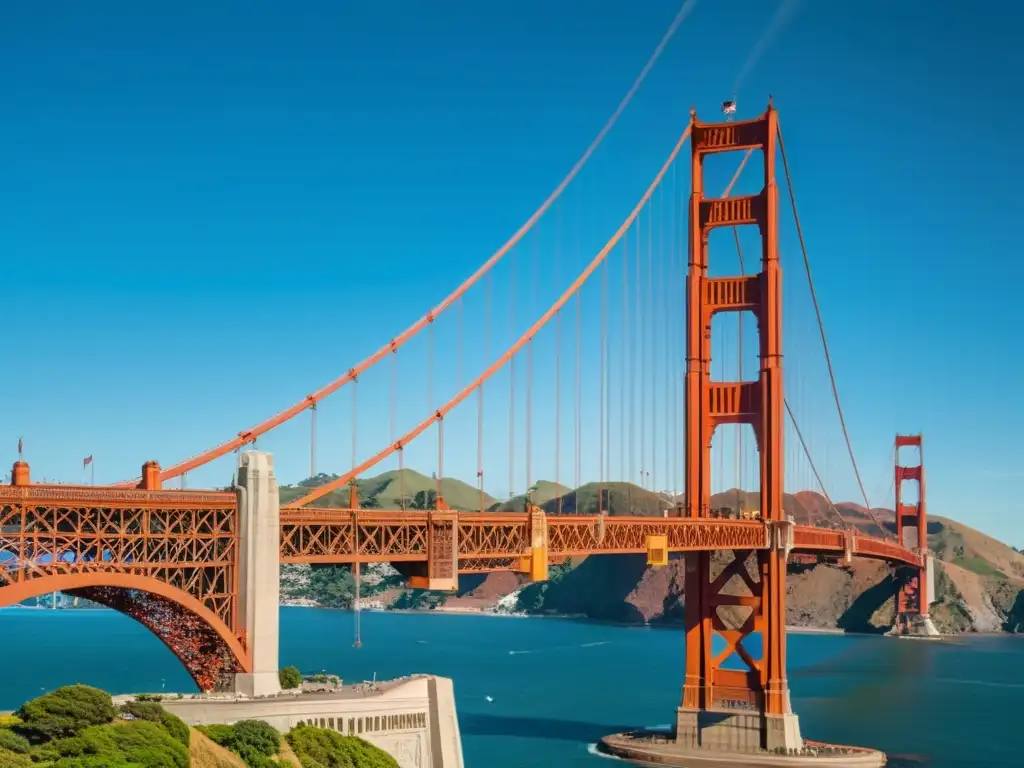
[{"x1": 279, "y1": 508, "x2": 921, "y2": 570}]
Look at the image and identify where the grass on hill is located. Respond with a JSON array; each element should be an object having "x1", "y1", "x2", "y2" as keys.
[
  {"x1": 190, "y1": 728, "x2": 247, "y2": 768},
  {"x1": 540, "y1": 481, "x2": 669, "y2": 517},
  {"x1": 490, "y1": 480, "x2": 573, "y2": 511},
  {"x1": 929, "y1": 516, "x2": 1024, "y2": 582}
]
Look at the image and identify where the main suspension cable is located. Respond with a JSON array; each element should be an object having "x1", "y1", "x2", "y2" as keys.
[
  {"x1": 116, "y1": 0, "x2": 700, "y2": 487},
  {"x1": 777, "y1": 123, "x2": 887, "y2": 537},
  {"x1": 288, "y1": 122, "x2": 695, "y2": 508},
  {"x1": 726, "y1": 145, "x2": 849, "y2": 530}
]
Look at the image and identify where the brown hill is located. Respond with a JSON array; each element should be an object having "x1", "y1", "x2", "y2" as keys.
[
  {"x1": 281, "y1": 472, "x2": 1024, "y2": 635},
  {"x1": 445, "y1": 486, "x2": 1024, "y2": 634}
]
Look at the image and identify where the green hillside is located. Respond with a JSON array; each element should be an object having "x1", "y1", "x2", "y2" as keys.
[
  {"x1": 490, "y1": 480, "x2": 573, "y2": 511},
  {"x1": 280, "y1": 468, "x2": 494, "y2": 510}
]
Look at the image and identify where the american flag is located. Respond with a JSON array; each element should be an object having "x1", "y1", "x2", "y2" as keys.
[
  {"x1": 722, "y1": 99, "x2": 737, "y2": 115},
  {"x1": 83, "y1": 455, "x2": 93, "y2": 468}
]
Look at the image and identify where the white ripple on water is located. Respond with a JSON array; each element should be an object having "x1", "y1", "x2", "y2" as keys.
[
  {"x1": 508, "y1": 641, "x2": 611, "y2": 655},
  {"x1": 586, "y1": 743, "x2": 623, "y2": 760},
  {"x1": 586, "y1": 723, "x2": 672, "y2": 760},
  {"x1": 932, "y1": 677, "x2": 1024, "y2": 690}
]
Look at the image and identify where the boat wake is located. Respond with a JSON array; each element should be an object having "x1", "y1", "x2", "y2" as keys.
[
  {"x1": 508, "y1": 641, "x2": 610, "y2": 655},
  {"x1": 586, "y1": 743, "x2": 623, "y2": 761}
]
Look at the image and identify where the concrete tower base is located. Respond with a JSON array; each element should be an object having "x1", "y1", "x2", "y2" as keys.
[
  {"x1": 600, "y1": 707, "x2": 884, "y2": 767},
  {"x1": 599, "y1": 730, "x2": 886, "y2": 768},
  {"x1": 891, "y1": 614, "x2": 941, "y2": 638},
  {"x1": 675, "y1": 708, "x2": 804, "y2": 753}
]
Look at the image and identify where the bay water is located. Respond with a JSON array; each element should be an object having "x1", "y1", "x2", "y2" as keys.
[{"x1": 0, "y1": 607, "x2": 1019, "y2": 767}]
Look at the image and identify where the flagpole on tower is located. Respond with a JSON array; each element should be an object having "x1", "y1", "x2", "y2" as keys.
[
  {"x1": 84, "y1": 455, "x2": 94, "y2": 485},
  {"x1": 722, "y1": 95, "x2": 737, "y2": 121}
]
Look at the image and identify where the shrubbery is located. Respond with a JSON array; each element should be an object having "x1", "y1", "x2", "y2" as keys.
[
  {"x1": 115, "y1": 700, "x2": 188, "y2": 748},
  {"x1": 0, "y1": 750, "x2": 32, "y2": 768},
  {"x1": 32, "y1": 720, "x2": 187, "y2": 768},
  {"x1": 14, "y1": 685, "x2": 116, "y2": 742},
  {"x1": 158, "y1": 711, "x2": 190, "y2": 748},
  {"x1": 287, "y1": 724, "x2": 399, "y2": 768},
  {"x1": 2, "y1": 686, "x2": 191, "y2": 768},
  {"x1": 279, "y1": 665, "x2": 303, "y2": 690},
  {"x1": 0, "y1": 731, "x2": 29, "y2": 755},
  {"x1": 119, "y1": 700, "x2": 165, "y2": 723},
  {"x1": 3, "y1": 684, "x2": 399, "y2": 767},
  {"x1": 197, "y1": 719, "x2": 280, "y2": 767}
]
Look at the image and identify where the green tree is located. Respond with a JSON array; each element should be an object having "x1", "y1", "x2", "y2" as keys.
[
  {"x1": 14, "y1": 685, "x2": 116, "y2": 742},
  {"x1": 199, "y1": 720, "x2": 280, "y2": 768},
  {"x1": 308, "y1": 565, "x2": 356, "y2": 608},
  {"x1": 114, "y1": 698, "x2": 188, "y2": 748},
  {"x1": 393, "y1": 589, "x2": 448, "y2": 610},
  {"x1": 410, "y1": 490, "x2": 437, "y2": 510},
  {"x1": 279, "y1": 666, "x2": 303, "y2": 690},
  {"x1": 119, "y1": 700, "x2": 164, "y2": 723}
]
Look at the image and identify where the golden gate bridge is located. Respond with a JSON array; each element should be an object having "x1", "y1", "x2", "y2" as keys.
[{"x1": 0, "y1": 7, "x2": 933, "y2": 765}]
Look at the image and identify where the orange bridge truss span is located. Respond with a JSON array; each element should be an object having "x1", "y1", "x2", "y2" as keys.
[
  {"x1": 0, "y1": 482, "x2": 250, "y2": 691},
  {"x1": 278, "y1": 507, "x2": 922, "y2": 569},
  {"x1": 2, "y1": 474, "x2": 921, "y2": 694}
]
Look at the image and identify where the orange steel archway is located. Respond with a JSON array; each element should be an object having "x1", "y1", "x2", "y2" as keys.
[{"x1": 0, "y1": 573, "x2": 250, "y2": 692}]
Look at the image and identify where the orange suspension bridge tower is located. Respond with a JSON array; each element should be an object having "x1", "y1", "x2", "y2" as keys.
[
  {"x1": 600, "y1": 100, "x2": 889, "y2": 767},
  {"x1": 893, "y1": 433, "x2": 937, "y2": 635},
  {"x1": 678, "y1": 98, "x2": 800, "y2": 751}
]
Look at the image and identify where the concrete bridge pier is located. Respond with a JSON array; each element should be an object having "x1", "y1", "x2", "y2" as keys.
[
  {"x1": 233, "y1": 451, "x2": 283, "y2": 697},
  {"x1": 893, "y1": 553, "x2": 940, "y2": 637}
]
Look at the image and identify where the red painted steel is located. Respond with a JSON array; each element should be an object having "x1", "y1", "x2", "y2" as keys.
[
  {"x1": 2, "y1": 465, "x2": 921, "y2": 690},
  {"x1": 0, "y1": 481, "x2": 249, "y2": 691},
  {"x1": 680, "y1": 102, "x2": 791, "y2": 725},
  {"x1": 894, "y1": 433, "x2": 929, "y2": 627}
]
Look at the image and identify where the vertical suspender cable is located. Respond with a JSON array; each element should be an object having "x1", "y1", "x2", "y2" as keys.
[
  {"x1": 477, "y1": 385, "x2": 485, "y2": 512},
  {"x1": 310, "y1": 404, "x2": 317, "y2": 480},
  {"x1": 437, "y1": 417, "x2": 444, "y2": 503},
  {"x1": 555, "y1": 312, "x2": 562, "y2": 512},
  {"x1": 457, "y1": 298, "x2": 464, "y2": 390},
  {"x1": 574, "y1": 292, "x2": 582, "y2": 491},
  {"x1": 554, "y1": 205, "x2": 562, "y2": 512},
  {"x1": 620, "y1": 230, "x2": 629, "y2": 486},
  {"x1": 526, "y1": 339, "x2": 533, "y2": 495},
  {"x1": 509, "y1": 248, "x2": 517, "y2": 501},
  {"x1": 600, "y1": 257, "x2": 608, "y2": 510},
  {"x1": 351, "y1": 381, "x2": 358, "y2": 494},
  {"x1": 634, "y1": 212, "x2": 641, "y2": 487},
  {"x1": 659, "y1": 181, "x2": 668, "y2": 495}
]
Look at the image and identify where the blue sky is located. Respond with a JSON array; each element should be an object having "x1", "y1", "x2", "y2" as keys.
[{"x1": 2, "y1": 1, "x2": 1021, "y2": 545}]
